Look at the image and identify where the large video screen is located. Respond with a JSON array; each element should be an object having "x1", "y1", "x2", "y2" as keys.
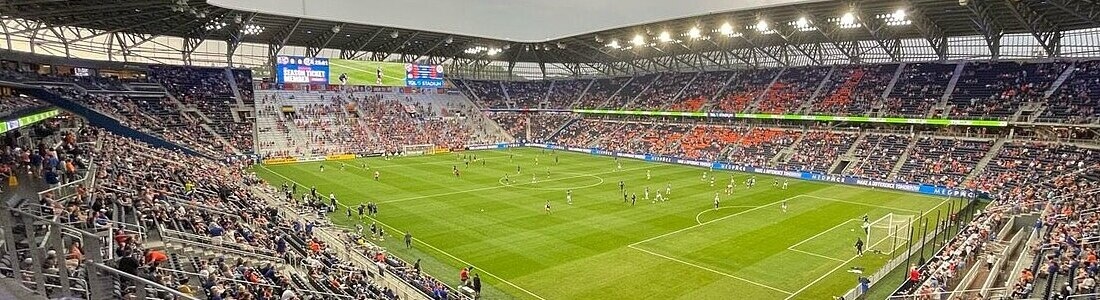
[
  {"x1": 275, "y1": 56, "x2": 329, "y2": 84},
  {"x1": 329, "y1": 59, "x2": 444, "y2": 87}
]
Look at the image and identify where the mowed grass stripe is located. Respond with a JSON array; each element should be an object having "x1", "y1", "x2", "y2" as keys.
[{"x1": 255, "y1": 148, "x2": 958, "y2": 299}]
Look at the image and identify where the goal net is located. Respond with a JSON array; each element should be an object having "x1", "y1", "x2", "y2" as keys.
[
  {"x1": 866, "y1": 213, "x2": 914, "y2": 255},
  {"x1": 402, "y1": 144, "x2": 435, "y2": 156}
]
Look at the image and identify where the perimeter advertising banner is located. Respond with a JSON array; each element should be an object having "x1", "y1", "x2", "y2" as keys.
[
  {"x1": 571, "y1": 109, "x2": 1010, "y2": 127},
  {"x1": 275, "y1": 56, "x2": 330, "y2": 84},
  {"x1": 328, "y1": 59, "x2": 445, "y2": 87}
]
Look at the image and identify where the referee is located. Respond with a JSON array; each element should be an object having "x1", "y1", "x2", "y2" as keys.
[{"x1": 855, "y1": 238, "x2": 865, "y2": 257}]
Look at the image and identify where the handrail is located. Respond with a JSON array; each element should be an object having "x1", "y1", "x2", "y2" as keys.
[
  {"x1": 89, "y1": 262, "x2": 200, "y2": 300},
  {"x1": 160, "y1": 229, "x2": 279, "y2": 259}
]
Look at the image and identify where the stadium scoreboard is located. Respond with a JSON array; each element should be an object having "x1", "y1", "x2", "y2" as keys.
[
  {"x1": 275, "y1": 55, "x2": 330, "y2": 84},
  {"x1": 405, "y1": 63, "x2": 445, "y2": 87}
]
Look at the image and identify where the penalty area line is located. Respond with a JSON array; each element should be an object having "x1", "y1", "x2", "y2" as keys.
[{"x1": 628, "y1": 245, "x2": 794, "y2": 295}]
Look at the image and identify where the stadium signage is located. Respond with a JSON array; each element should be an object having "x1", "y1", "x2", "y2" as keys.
[
  {"x1": 572, "y1": 109, "x2": 1009, "y2": 127},
  {"x1": 0, "y1": 109, "x2": 60, "y2": 134},
  {"x1": 525, "y1": 143, "x2": 988, "y2": 199},
  {"x1": 275, "y1": 56, "x2": 330, "y2": 84}
]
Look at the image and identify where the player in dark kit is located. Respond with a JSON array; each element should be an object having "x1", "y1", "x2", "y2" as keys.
[
  {"x1": 855, "y1": 238, "x2": 865, "y2": 256},
  {"x1": 376, "y1": 67, "x2": 383, "y2": 85}
]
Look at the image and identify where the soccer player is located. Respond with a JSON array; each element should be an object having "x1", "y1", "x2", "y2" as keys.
[
  {"x1": 781, "y1": 200, "x2": 788, "y2": 213},
  {"x1": 531, "y1": 174, "x2": 537, "y2": 184},
  {"x1": 554, "y1": 155, "x2": 559, "y2": 164},
  {"x1": 566, "y1": 190, "x2": 573, "y2": 205},
  {"x1": 862, "y1": 216, "x2": 871, "y2": 235},
  {"x1": 404, "y1": 232, "x2": 413, "y2": 249},
  {"x1": 319, "y1": 164, "x2": 325, "y2": 172},
  {"x1": 374, "y1": 171, "x2": 380, "y2": 181},
  {"x1": 516, "y1": 165, "x2": 521, "y2": 175},
  {"x1": 546, "y1": 167, "x2": 551, "y2": 179},
  {"x1": 646, "y1": 170, "x2": 651, "y2": 180},
  {"x1": 782, "y1": 179, "x2": 789, "y2": 190},
  {"x1": 454, "y1": 168, "x2": 460, "y2": 178},
  {"x1": 773, "y1": 179, "x2": 779, "y2": 187},
  {"x1": 329, "y1": 193, "x2": 337, "y2": 208},
  {"x1": 535, "y1": 157, "x2": 539, "y2": 165},
  {"x1": 726, "y1": 182, "x2": 734, "y2": 195},
  {"x1": 503, "y1": 173, "x2": 510, "y2": 184},
  {"x1": 701, "y1": 171, "x2": 708, "y2": 181},
  {"x1": 339, "y1": 72, "x2": 349, "y2": 85},
  {"x1": 376, "y1": 66, "x2": 383, "y2": 85},
  {"x1": 655, "y1": 190, "x2": 665, "y2": 202},
  {"x1": 619, "y1": 180, "x2": 625, "y2": 193},
  {"x1": 340, "y1": 163, "x2": 346, "y2": 171},
  {"x1": 617, "y1": 161, "x2": 623, "y2": 171},
  {"x1": 709, "y1": 177, "x2": 716, "y2": 187},
  {"x1": 545, "y1": 201, "x2": 552, "y2": 215},
  {"x1": 855, "y1": 238, "x2": 865, "y2": 256},
  {"x1": 631, "y1": 193, "x2": 637, "y2": 206},
  {"x1": 644, "y1": 187, "x2": 650, "y2": 201},
  {"x1": 665, "y1": 183, "x2": 671, "y2": 195},
  {"x1": 358, "y1": 204, "x2": 366, "y2": 216},
  {"x1": 713, "y1": 193, "x2": 720, "y2": 210}
]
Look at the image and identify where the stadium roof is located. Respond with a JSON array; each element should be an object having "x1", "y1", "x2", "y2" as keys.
[
  {"x1": 1, "y1": 0, "x2": 1097, "y2": 68},
  {"x1": 206, "y1": 0, "x2": 831, "y2": 42}
]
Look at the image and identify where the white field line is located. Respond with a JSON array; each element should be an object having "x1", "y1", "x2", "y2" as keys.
[
  {"x1": 787, "y1": 248, "x2": 847, "y2": 263},
  {"x1": 787, "y1": 219, "x2": 861, "y2": 250},
  {"x1": 782, "y1": 197, "x2": 951, "y2": 300},
  {"x1": 628, "y1": 195, "x2": 799, "y2": 247},
  {"x1": 262, "y1": 165, "x2": 549, "y2": 300},
  {"x1": 627, "y1": 244, "x2": 794, "y2": 295},
  {"x1": 694, "y1": 206, "x2": 761, "y2": 225}
]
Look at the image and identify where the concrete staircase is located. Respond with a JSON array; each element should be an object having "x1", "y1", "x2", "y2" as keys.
[
  {"x1": 1045, "y1": 62, "x2": 1077, "y2": 98},
  {"x1": 888, "y1": 135, "x2": 920, "y2": 179},
  {"x1": 965, "y1": 137, "x2": 1007, "y2": 183},
  {"x1": 746, "y1": 67, "x2": 787, "y2": 112},
  {"x1": 799, "y1": 66, "x2": 838, "y2": 113}
]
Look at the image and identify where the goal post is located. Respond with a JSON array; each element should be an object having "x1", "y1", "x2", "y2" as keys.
[
  {"x1": 865, "y1": 213, "x2": 914, "y2": 255},
  {"x1": 402, "y1": 144, "x2": 435, "y2": 156}
]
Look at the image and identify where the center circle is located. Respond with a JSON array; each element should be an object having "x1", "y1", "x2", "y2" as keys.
[{"x1": 498, "y1": 171, "x2": 605, "y2": 191}]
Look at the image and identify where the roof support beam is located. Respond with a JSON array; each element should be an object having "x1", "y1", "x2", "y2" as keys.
[
  {"x1": 306, "y1": 23, "x2": 344, "y2": 57},
  {"x1": 1043, "y1": 0, "x2": 1100, "y2": 28},
  {"x1": 340, "y1": 27, "x2": 385, "y2": 59},
  {"x1": 905, "y1": 1, "x2": 948, "y2": 61},
  {"x1": 413, "y1": 36, "x2": 451, "y2": 62},
  {"x1": 1003, "y1": 0, "x2": 1062, "y2": 57},
  {"x1": 807, "y1": 14, "x2": 859, "y2": 64},
  {"x1": 851, "y1": 6, "x2": 900, "y2": 62},
  {"x1": 963, "y1": 0, "x2": 1004, "y2": 59}
]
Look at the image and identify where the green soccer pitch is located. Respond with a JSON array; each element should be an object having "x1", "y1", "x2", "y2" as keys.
[
  {"x1": 253, "y1": 148, "x2": 957, "y2": 300},
  {"x1": 328, "y1": 60, "x2": 408, "y2": 87}
]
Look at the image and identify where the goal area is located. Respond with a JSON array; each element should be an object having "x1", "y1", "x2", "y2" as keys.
[
  {"x1": 401, "y1": 144, "x2": 450, "y2": 156},
  {"x1": 866, "y1": 213, "x2": 914, "y2": 255}
]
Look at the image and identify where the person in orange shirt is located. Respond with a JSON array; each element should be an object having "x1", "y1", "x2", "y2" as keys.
[
  {"x1": 144, "y1": 249, "x2": 167, "y2": 272},
  {"x1": 308, "y1": 240, "x2": 321, "y2": 254}
]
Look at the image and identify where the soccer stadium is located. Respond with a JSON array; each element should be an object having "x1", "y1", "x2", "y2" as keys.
[{"x1": 0, "y1": 0, "x2": 1097, "y2": 299}]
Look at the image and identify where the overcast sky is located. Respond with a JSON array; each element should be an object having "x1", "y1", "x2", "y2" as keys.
[{"x1": 210, "y1": 0, "x2": 821, "y2": 42}]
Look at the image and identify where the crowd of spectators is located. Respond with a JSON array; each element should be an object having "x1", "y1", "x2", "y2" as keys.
[
  {"x1": 603, "y1": 74, "x2": 659, "y2": 109},
  {"x1": 0, "y1": 95, "x2": 50, "y2": 119},
  {"x1": 724, "y1": 128, "x2": 799, "y2": 168},
  {"x1": 779, "y1": 131, "x2": 858, "y2": 173},
  {"x1": 149, "y1": 65, "x2": 253, "y2": 153},
  {"x1": 846, "y1": 134, "x2": 913, "y2": 181},
  {"x1": 625, "y1": 72, "x2": 696, "y2": 110},
  {"x1": 669, "y1": 71, "x2": 733, "y2": 112},
  {"x1": 895, "y1": 137, "x2": 992, "y2": 188},
  {"x1": 811, "y1": 64, "x2": 897, "y2": 115},
  {"x1": 713, "y1": 68, "x2": 780, "y2": 113},
  {"x1": 573, "y1": 77, "x2": 630, "y2": 109},
  {"x1": 544, "y1": 79, "x2": 590, "y2": 109},
  {"x1": 1042, "y1": 60, "x2": 1100, "y2": 124},
  {"x1": 502, "y1": 81, "x2": 550, "y2": 108},
  {"x1": 456, "y1": 79, "x2": 507, "y2": 109},
  {"x1": 949, "y1": 62, "x2": 1066, "y2": 120},
  {"x1": 883, "y1": 63, "x2": 955, "y2": 118},
  {"x1": 754, "y1": 66, "x2": 831, "y2": 114}
]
